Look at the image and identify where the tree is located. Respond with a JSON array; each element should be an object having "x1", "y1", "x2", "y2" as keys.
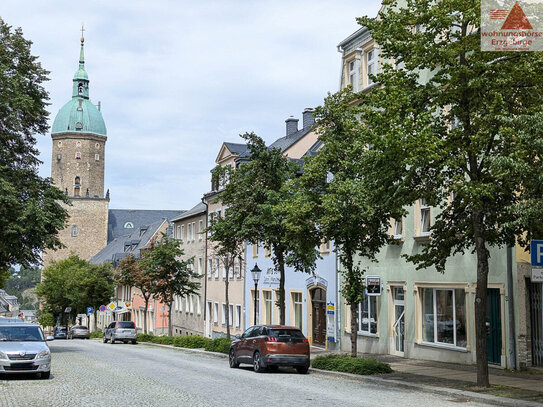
[
  {"x1": 288, "y1": 87, "x2": 405, "y2": 357},
  {"x1": 358, "y1": 0, "x2": 543, "y2": 386},
  {"x1": 141, "y1": 237, "x2": 200, "y2": 337},
  {"x1": 0, "y1": 18, "x2": 69, "y2": 278},
  {"x1": 116, "y1": 254, "x2": 154, "y2": 334},
  {"x1": 38, "y1": 312, "x2": 55, "y2": 329},
  {"x1": 81, "y1": 263, "x2": 115, "y2": 331},
  {"x1": 4, "y1": 266, "x2": 41, "y2": 307},
  {"x1": 214, "y1": 133, "x2": 318, "y2": 326}
]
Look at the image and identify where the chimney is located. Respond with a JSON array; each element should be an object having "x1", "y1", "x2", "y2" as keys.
[
  {"x1": 285, "y1": 116, "x2": 299, "y2": 136},
  {"x1": 302, "y1": 108, "x2": 315, "y2": 130}
]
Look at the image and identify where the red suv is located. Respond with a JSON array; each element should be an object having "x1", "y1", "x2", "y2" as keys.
[{"x1": 229, "y1": 325, "x2": 310, "y2": 373}]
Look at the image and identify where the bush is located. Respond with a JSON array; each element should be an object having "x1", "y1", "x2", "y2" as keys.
[
  {"x1": 137, "y1": 333, "x2": 155, "y2": 343},
  {"x1": 90, "y1": 331, "x2": 103, "y2": 339},
  {"x1": 173, "y1": 335, "x2": 211, "y2": 349},
  {"x1": 150, "y1": 336, "x2": 175, "y2": 345},
  {"x1": 204, "y1": 337, "x2": 232, "y2": 354},
  {"x1": 312, "y1": 354, "x2": 392, "y2": 375}
]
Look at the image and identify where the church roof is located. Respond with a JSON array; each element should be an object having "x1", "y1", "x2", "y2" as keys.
[
  {"x1": 51, "y1": 35, "x2": 106, "y2": 137},
  {"x1": 107, "y1": 209, "x2": 185, "y2": 243}
]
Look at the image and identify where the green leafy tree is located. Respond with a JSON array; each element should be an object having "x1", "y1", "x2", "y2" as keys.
[
  {"x1": 4, "y1": 266, "x2": 41, "y2": 306},
  {"x1": 142, "y1": 236, "x2": 200, "y2": 337},
  {"x1": 81, "y1": 263, "x2": 115, "y2": 331},
  {"x1": 38, "y1": 312, "x2": 55, "y2": 329},
  {"x1": 214, "y1": 132, "x2": 319, "y2": 326},
  {"x1": 289, "y1": 87, "x2": 404, "y2": 357},
  {"x1": 116, "y1": 254, "x2": 154, "y2": 334},
  {"x1": 0, "y1": 19, "x2": 69, "y2": 279},
  {"x1": 358, "y1": 0, "x2": 543, "y2": 386}
]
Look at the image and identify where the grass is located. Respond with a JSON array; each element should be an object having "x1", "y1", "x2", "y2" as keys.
[
  {"x1": 312, "y1": 354, "x2": 393, "y2": 375},
  {"x1": 136, "y1": 333, "x2": 232, "y2": 354}
]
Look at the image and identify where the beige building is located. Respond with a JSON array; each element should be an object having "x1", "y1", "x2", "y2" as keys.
[{"x1": 170, "y1": 202, "x2": 207, "y2": 336}]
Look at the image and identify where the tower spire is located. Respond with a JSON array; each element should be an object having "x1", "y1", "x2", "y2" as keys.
[
  {"x1": 73, "y1": 26, "x2": 89, "y2": 99},
  {"x1": 79, "y1": 24, "x2": 85, "y2": 70}
]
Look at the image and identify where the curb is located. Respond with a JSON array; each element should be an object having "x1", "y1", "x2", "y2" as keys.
[{"x1": 136, "y1": 341, "x2": 228, "y2": 359}]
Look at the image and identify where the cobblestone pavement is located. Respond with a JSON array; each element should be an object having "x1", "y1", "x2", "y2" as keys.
[{"x1": 0, "y1": 340, "x2": 496, "y2": 407}]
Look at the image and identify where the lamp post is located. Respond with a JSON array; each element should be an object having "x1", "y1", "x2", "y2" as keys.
[{"x1": 251, "y1": 264, "x2": 262, "y2": 326}]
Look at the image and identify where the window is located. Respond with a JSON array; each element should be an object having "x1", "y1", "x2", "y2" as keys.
[
  {"x1": 192, "y1": 222, "x2": 196, "y2": 241},
  {"x1": 71, "y1": 225, "x2": 78, "y2": 237},
  {"x1": 95, "y1": 143, "x2": 100, "y2": 149},
  {"x1": 74, "y1": 176, "x2": 81, "y2": 197},
  {"x1": 76, "y1": 141, "x2": 82, "y2": 147},
  {"x1": 207, "y1": 213, "x2": 213, "y2": 236},
  {"x1": 215, "y1": 260, "x2": 220, "y2": 279},
  {"x1": 196, "y1": 296, "x2": 201, "y2": 315},
  {"x1": 229, "y1": 304, "x2": 234, "y2": 327},
  {"x1": 181, "y1": 225, "x2": 185, "y2": 242},
  {"x1": 222, "y1": 264, "x2": 226, "y2": 280},
  {"x1": 189, "y1": 295, "x2": 194, "y2": 314},
  {"x1": 213, "y1": 302, "x2": 218, "y2": 324},
  {"x1": 187, "y1": 224, "x2": 192, "y2": 243},
  {"x1": 252, "y1": 243, "x2": 259, "y2": 258},
  {"x1": 95, "y1": 154, "x2": 99, "y2": 161},
  {"x1": 393, "y1": 218, "x2": 403, "y2": 239},
  {"x1": 75, "y1": 152, "x2": 81, "y2": 159},
  {"x1": 421, "y1": 288, "x2": 467, "y2": 348},
  {"x1": 293, "y1": 292, "x2": 303, "y2": 331},
  {"x1": 235, "y1": 305, "x2": 241, "y2": 328},
  {"x1": 222, "y1": 303, "x2": 227, "y2": 325},
  {"x1": 198, "y1": 220, "x2": 203, "y2": 240},
  {"x1": 264, "y1": 247, "x2": 271, "y2": 258},
  {"x1": 228, "y1": 266, "x2": 233, "y2": 279},
  {"x1": 217, "y1": 209, "x2": 222, "y2": 219},
  {"x1": 320, "y1": 240, "x2": 331, "y2": 254},
  {"x1": 358, "y1": 290, "x2": 378, "y2": 335},
  {"x1": 208, "y1": 258, "x2": 213, "y2": 279},
  {"x1": 185, "y1": 296, "x2": 189, "y2": 313},
  {"x1": 367, "y1": 49, "x2": 376, "y2": 85},
  {"x1": 78, "y1": 84, "x2": 83, "y2": 95},
  {"x1": 176, "y1": 225, "x2": 181, "y2": 239},
  {"x1": 124, "y1": 222, "x2": 134, "y2": 229},
  {"x1": 264, "y1": 291, "x2": 273, "y2": 324},
  {"x1": 198, "y1": 258, "x2": 203, "y2": 275},
  {"x1": 348, "y1": 59, "x2": 358, "y2": 91},
  {"x1": 420, "y1": 199, "x2": 431, "y2": 235}
]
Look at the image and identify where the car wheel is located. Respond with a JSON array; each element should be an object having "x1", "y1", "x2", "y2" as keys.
[
  {"x1": 229, "y1": 349, "x2": 239, "y2": 368},
  {"x1": 296, "y1": 365, "x2": 309, "y2": 374},
  {"x1": 103, "y1": 336, "x2": 108, "y2": 343},
  {"x1": 253, "y1": 351, "x2": 266, "y2": 373},
  {"x1": 131, "y1": 340, "x2": 137, "y2": 345},
  {"x1": 111, "y1": 336, "x2": 116, "y2": 344},
  {"x1": 40, "y1": 371, "x2": 51, "y2": 380}
]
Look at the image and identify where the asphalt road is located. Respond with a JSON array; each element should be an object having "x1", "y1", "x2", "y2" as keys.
[{"x1": 0, "y1": 339, "x2": 495, "y2": 407}]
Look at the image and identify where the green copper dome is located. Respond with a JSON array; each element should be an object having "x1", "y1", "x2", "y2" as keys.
[{"x1": 51, "y1": 36, "x2": 106, "y2": 137}]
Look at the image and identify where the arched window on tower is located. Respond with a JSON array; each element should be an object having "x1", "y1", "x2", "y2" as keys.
[
  {"x1": 74, "y1": 176, "x2": 81, "y2": 197},
  {"x1": 78, "y1": 83, "x2": 83, "y2": 95}
]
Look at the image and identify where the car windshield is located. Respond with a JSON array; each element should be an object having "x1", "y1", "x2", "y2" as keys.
[
  {"x1": 0, "y1": 326, "x2": 44, "y2": 342},
  {"x1": 117, "y1": 322, "x2": 135, "y2": 329}
]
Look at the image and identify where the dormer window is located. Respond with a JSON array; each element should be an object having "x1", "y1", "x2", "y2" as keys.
[{"x1": 124, "y1": 222, "x2": 134, "y2": 229}]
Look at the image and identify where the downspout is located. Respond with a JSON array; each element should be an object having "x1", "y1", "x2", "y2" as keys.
[
  {"x1": 337, "y1": 45, "x2": 345, "y2": 90},
  {"x1": 201, "y1": 195, "x2": 209, "y2": 337},
  {"x1": 506, "y1": 244, "x2": 516, "y2": 370},
  {"x1": 335, "y1": 243, "x2": 341, "y2": 351}
]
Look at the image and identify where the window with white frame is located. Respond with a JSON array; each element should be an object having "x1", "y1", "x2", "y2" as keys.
[
  {"x1": 358, "y1": 290, "x2": 378, "y2": 335},
  {"x1": 192, "y1": 222, "x2": 196, "y2": 241},
  {"x1": 187, "y1": 223, "x2": 192, "y2": 243},
  {"x1": 189, "y1": 295, "x2": 194, "y2": 314},
  {"x1": 228, "y1": 265, "x2": 233, "y2": 279},
  {"x1": 393, "y1": 218, "x2": 403, "y2": 239},
  {"x1": 229, "y1": 304, "x2": 234, "y2": 327},
  {"x1": 348, "y1": 59, "x2": 358, "y2": 91},
  {"x1": 185, "y1": 296, "x2": 189, "y2": 313},
  {"x1": 421, "y1": 287, "x2": 467, "y2": 348},
  {"x1": 222, "y1": 264, "x2": 226, "y2": 280},
  {"x1": 207, "y1": 258, "x2": 212, "y2": 278},
  {"x1": 181, "y1": 225, "x2": 185, "y2": 242},
  {"x1": 197, "y1": 296, "x2": 201, "y2": 315},
  {"x1": 264, "y1": 291, "x2": 273, "y2": 324},
  {"x1": 367, "y1": 49, "x2": 376, "y2": 85},
  {"x1": 293, "y1": 292, "x2": 303, "y2": 331},
  {"x1": 222, "y1": 303, "x2": 227, "y2": 325},
  {"x1": 213, "y1": 302, "x2": 218, "y2": 324},
  {"x1": 198, "y1": 258, "x2": 203, "y2": 275},
  {"x1": 215, "y1": 259, "x2": 220, "y2": 279},
  {"x1": 198, "y1": 220, "x2": 203, "y2": 240},
  {"x1": 420, "y1": 199, "x2": 431, "y2": 235},
  {"x1": 176, "y1": 225, "x2": 181, "y2": 239},
  {"x1": 235, "y1": 304, "x2": 241, "y2": 328}
]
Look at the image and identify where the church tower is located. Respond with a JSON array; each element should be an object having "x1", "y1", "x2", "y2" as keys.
[{"x1": 42, "y1": 32, "x2": 109, "y2": 267}]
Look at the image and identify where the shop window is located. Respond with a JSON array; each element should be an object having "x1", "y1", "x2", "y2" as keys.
[
  {"x1": 358, "y1": 290, "x2": 378, "y2": 335},
  {"x1": 292, "y1": 292, "x2": 303, "y2": 331}
]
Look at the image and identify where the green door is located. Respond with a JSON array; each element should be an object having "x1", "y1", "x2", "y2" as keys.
[{"x1": 486, "y1": 288, "x2": 502, "y2": 365}]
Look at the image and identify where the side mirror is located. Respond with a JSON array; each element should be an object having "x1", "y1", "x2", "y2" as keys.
[
  {"x1": 46, "y1": 336, "x2": 54, "y2": 341},
  {"x1": 234, "y1": 334, "x2": 241, "y2": 340}
]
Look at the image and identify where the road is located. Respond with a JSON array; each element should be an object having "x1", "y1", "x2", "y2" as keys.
[{"x1": 0, "y1": 339, "x2": 496, "y2": 407}]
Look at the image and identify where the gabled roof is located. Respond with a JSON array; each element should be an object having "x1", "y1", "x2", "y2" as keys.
[
  {"x1": 215, "y1": 142, "x2": 248, "y2": 165},
  {"x1": 223, "y1": 142, "x2": 248, "y2": 155},
  {"x1": 171, "y1": 202, "x2": 206, "y2": 222},
  {"x1": 91, "y1": 219, "x2": 167, "y2": 267},
  {"x1": 269, "y1": 126, "x2": 313, "y2": 153},
  {"x1": 108, "y1": 209, "x2": 184, "y2": 243}
]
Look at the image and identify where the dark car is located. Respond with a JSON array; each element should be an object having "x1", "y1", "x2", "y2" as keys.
[
  {"x1": 229, "y1": 325, "x2": 310, "y2": 373},
  {"x1": 103, "y1": 321, "x2": 137, "y2": 344},
  {"x1": 53, "y1": 326, "x2": 67, "y2": 339},
  {"x1": 67, "y1": 325, "x2": 90, "y2": 339}
]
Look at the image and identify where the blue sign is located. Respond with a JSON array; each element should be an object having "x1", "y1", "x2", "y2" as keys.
[
  {"x1": 86, "y1": 307, "x2": 94, "y2": 315},
  {"x1": 531, "y1": 240, "x2": 543, "y2": 266}
]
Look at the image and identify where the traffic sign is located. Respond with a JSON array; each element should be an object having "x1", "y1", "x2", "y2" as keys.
[
  {"x1": 86, "y1": 307, "x2": 94, "y2": 314},
  {"x1": 125, "y1": 301, "x2": 131, "y2": 308},
  {"x1": 99, "y1": 305, "x2": 106, "y2": 312},
  {"x1": 64, "y1": 307, "x2": 72, "y2": 313},
  {"x1": 107, "y1": 302, "x2": 116, "y2": 311},
  {"x1": 531, "y1": 240, "x2": 543, "y2": 266}
]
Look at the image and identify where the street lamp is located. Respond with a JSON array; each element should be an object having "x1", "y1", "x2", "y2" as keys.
[{"x1": 251, "y1": 264, "x2": 262, "y2": 325}]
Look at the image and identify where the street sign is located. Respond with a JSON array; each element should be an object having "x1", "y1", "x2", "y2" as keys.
[
  {"x1": 64, "y1": 307, "x2": 72, "y2": 313},
  {"x1": 107, "y1": 302, "x2": 116, "y2": 311},
  {"x1": 532, "y1": 268, "x2": 543, "y2": 283},
  {"x1": 86, "y1": 307, "x2": 94, "y2": 314},
  {"x1": 99, "y1": 305, "x2": 106, "y2": 312},
  {"x1": 125, "y1": 301, "x2": 131, "y2": 308},
  {"x1": 366, "y1": 276, "x2": 382, "y2": 296},
  {"x1": 531, "y1": 240, "x2": 543, "y2": 266},
  {"x1": 114, "y1": 306, "x2": 123, "y2": 311}
]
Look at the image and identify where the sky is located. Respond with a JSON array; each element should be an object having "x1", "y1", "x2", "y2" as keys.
[{"x1": 3, "y1": 0, "x2": 381, "y2": 211}]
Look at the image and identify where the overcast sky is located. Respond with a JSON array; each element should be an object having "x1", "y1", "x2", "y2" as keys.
[{"x1": 3, "y1": 1, "x2": 381, "y2": 210}]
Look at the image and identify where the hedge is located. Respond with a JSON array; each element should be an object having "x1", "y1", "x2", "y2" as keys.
[
  {"x1": 136, "y1": 333, "x2": 232, "y2": 354},
  {"x1": 312, "y1": 354, "x2": 392, "y2": 375},
  {"x1": 90, "y1": 331, "x2": 103, "y2": 339}
]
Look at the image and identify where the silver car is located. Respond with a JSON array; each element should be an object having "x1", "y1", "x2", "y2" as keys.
[
  {"x1": 103, "y1": 321, "x2": 137, "y2": 344},
  {"x1": 0, "y1": 323, "x2": 52, "y2": 379}
]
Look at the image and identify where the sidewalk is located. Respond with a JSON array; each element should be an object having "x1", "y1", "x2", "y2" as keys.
[{"x1": 310, "y1": 346, "x2": 543, "y2": 401}]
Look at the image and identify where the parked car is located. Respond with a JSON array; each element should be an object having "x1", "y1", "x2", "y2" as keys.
[
  {"x1": 103, "y1": 321, "x2": 137, "y2": 344},
  {"x1": 0, "y1": 321, "x2": 53, "y2": 379},
  {"x1": 53, "y1": 326, "x2": 67, "y2": 339},
  {"x1": 229, "y1": 325, "x2": 310, "y2": 373},
  {"x1": 67, "y1": 325, "x2": 90, "y2": 339}
]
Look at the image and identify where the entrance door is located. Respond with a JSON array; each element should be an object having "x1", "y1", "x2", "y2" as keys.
[
  {"x1": 486, "y1": 288, "x2": 502, "y2": 365},
  {"x1": 392, "y1": 286, "x2": 405, "y2": 356},
  {"x1": 529, "y1": 281, "x2": 543, "y2": 366},
  {"x1": 311, "y1": 288, "x2": 326, "y2": 346}
]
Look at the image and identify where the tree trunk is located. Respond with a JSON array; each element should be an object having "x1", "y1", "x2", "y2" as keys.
[
  {"x1": 278, "y1": 251, "x2": 286, "y2": 325},
  {"x1": 225, "y1": 269, "x2": 230, "y2": 339},
  {"x1": 168, "y1": 302, "x2": 173, "y2": 337},
  {"x1": 473, "y1": 211, "x2": 490, "y2": 387},
  {"x1": 143, "y1": 296, "x2": 149, "y2": 335},
  {"x1": 350, "y1": 300, "x2": 358, "y2": 357},
  {"x1": 93, "y1": 310, "x2": 98, "y2": 332}
]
